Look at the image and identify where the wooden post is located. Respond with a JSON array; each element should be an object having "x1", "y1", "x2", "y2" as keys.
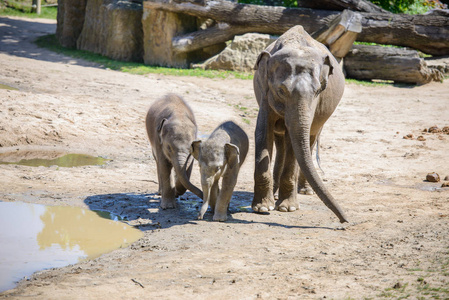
[{"x1": 32, "y1": 0, "x2": 42, "y2": 14}]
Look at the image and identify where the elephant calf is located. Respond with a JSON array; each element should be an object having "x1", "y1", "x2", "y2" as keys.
[
  {"x1": 146, "y1": 94, "x2": 203, "y2": 209},
  {"x1": 190, "y1": 121, "x2": 249, "y2": 221}
]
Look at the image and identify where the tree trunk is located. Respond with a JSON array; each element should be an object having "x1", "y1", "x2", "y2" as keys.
[
  {"x1": 143, "y1": 0, "x2": 449, "y2": 55},
  {"x1": 357, "y1": 10, "x2": 449, "y2": 56},
  {"x1": 298, "y1": 0, "x2": 390, "y2": 13},
  {"x1": 311, "y1": 9, "x2": 362, "y2": 58},
  {"x1": 56, "y1": 0, "x2": 88, "y2": 48},
  {"x1": 344, "y1": 45, "x2": 444, "y2": 84},
  {"x1": 144, "y1": 0, "x2": 338, "y2": 35}
]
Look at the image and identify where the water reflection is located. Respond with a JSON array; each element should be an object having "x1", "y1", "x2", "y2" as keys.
[
  {"x1": 0, "y1": 202, "x2": 143, "y2": 292},
  {"x1": 0, "y1": 153, "x2": 109, "y2": 168}
]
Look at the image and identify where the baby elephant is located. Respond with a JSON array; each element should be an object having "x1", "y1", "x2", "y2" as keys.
[
  {"x1": 190, "y1": 121, "x2": 249, "y2": 221},
  {"x1": 146, "y1": 94, "x2": 203, "y2": 209}
]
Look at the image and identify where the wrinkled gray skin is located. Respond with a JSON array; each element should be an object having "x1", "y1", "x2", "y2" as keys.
[
  {"x1": 146, "y1": 94, "x2": 203, "y2": 209},
  {"x1": 253, "y1": 25, "x2": 348, "y2": 223},
  {"x1": 191, "y1": 121, "x2": 249, "y2": 221}
]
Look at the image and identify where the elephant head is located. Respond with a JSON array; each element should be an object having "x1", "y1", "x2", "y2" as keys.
[
  {"x1": 157, "y1": 118, "x2": 203, "y2": 199},
  {"x1": 190, "y1": 139, "x2": 240, "y2": 217},
  {"x1": 254, "y1": 33, "x2": 348, "y2": 223}
]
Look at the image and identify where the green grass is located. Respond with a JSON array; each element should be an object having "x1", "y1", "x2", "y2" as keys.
[
  {"x1": 35, "y1": 34, "x2": 254, "y2": 80},
  {"x1": 345, "y1": 78, "x2": 391, "y2": 87},
  {"x1": 0, "y1": 5, "x2": 57, "y2": 19},
  {"x1": 377, "y1": 255, "x2": 449, "y2": 299},
  {"x1": 36, "y1": 34, "x2": 405, "y2": 86}
]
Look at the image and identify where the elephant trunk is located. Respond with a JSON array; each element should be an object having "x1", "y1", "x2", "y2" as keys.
[
  {"x1": 173, "y1": 152, "x2": 204, "y2": 200},
  {"x1": 197, "y1": 181, "x2": 212, "y2": 219},
  {"x1": 286, "y1": 102, "x2": 348, "y2": 223}
]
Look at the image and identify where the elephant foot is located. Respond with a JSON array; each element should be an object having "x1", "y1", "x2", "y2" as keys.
[
  {"x1": 278, "y1": 206, "x2": 297, "y2": 212},
  {"x1": 252, "y1": 201, "x2": 275, "y2": 213},
  {"x1": 213, "y1": 212, "x2": 227, "y2": 222},
  {"x1": 276, "y1": 198, "x2": 299, "y2": 212},
  {"x1": 160, "y1": 199, "x2": 176, "y2": 209},
  {"x1": 299, "y1": 186, "x2": 314, "y2": 195}
]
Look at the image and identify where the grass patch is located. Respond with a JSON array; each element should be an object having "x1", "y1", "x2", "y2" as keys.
[
  {"x1": 345, "y1": 78, "x2": 391, "y2": 87},
  {"x1": 0, "y1": 5, "x2": 57, "y2": 19},
  {"x1": 34, "y1": 35, "x2": 402, "y2": 86},
  {"x1": 378, "y1": 255, "x2": 449, "y2": 299},
  {"x1": 34, "y1": 35, "x2": 401, "y2": 86},
  {"x1": 34, "y1": 34, "x2": 253, "y2": 80}
]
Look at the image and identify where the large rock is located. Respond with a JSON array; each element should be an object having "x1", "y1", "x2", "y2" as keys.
[
  {"x1": 193, "y1": 33, "x2": 277, "y2": 72},
  {"x1": 76, "y1": 0, "x2": 143, "y2": 62},
  {"x1": 56, "y1": 0, "x2": 87, "y2": 48}
]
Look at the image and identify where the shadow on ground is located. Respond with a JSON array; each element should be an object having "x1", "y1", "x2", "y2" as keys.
[
  {"x1": 0, "y1": 17, "x2": 99, "y2": 67},
  {"x1": 84, "y1": 190, "x2": 335, "y2": 231}
]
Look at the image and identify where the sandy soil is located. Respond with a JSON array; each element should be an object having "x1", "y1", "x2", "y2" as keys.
[{"x1": 0, "y1": 16, "x2": 448, "y2": 299}]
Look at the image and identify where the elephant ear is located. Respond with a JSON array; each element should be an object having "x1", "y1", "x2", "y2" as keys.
[
  {"x1": 190, "y1": 140, "x2": 202, "y2": 160},
  {"x1": 224, "y1": 143, "x2": 240, "y2": 170},
  {"x1": 318, "y1": 55, "x2": 334, "y2": 94},
  {"x1": 254, "y1": 50, "x2": 271, "y2": 71},
  {"x1": 157, "y1": 118, "x2": 167, "y2": 144},
  {"x1": 254, "y1": 50, "x2": 272, "y2": 101}
]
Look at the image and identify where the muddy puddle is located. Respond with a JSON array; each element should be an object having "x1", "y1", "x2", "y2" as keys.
[
  {"x1": 0, "y1": 148, "x2": 108, "y2": 168},
  {"x1": 376, "y1": 179, "x2": 446, "y2": 192},
  {"x1": 0, "y1": 83, "x2": 18, "y2": 91},
  {"x1": 0, "y1": 202, "x2": 143, "y2": 292}
]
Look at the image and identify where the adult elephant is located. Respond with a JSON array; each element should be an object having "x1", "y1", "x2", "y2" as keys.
[{"x1": 252, "y1": 25, "x2": 348, "y2": 223}]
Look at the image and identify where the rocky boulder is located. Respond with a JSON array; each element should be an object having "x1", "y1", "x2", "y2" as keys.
[
  {"x1": 193, "y1": 33, "x2": 277, "y2": 72},
  {"x1": 76, "y1": 0, "x2": 143, "y2": 62}
]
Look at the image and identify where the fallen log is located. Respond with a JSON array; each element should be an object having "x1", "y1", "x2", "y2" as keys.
[
  {"x1": 358, "y1": 10, "x2": 449, "y2": 56},
  {"x1": 173, "y1": 10, "x2": 362, "y2": 55},
  {"x1": 344, "y1": 45, "x2": 444, "y2": 84},
  {"x1": 311, "y1": 9, "x2": 362, "y2": 58},
  {"x1": 144, "y1": 0, "x2": 335, "y2": 35},
  {"x1": 298, "y1": 0, "x2": 390, "y2": 13},
  {"x1": 143, "y1": 0, "x2": 449, "y2": 55}
]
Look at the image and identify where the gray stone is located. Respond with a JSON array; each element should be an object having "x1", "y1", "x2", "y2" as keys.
[{"x1": 194, "y1": 33, "x2": 277, "y2": 72}]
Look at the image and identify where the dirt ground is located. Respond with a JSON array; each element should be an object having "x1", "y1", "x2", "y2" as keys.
[{"x1": 1, "y1": 16, "x2": 448, "y2": 299}]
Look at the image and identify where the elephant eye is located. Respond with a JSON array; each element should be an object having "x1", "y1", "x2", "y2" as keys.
[{"x1": 278, "y1": 86, "x2": 288, "y2": 98}]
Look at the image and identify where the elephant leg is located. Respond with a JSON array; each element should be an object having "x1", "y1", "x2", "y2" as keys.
[
  {"x1": 273, "y1": 132, "x2": 285, "y2": 198},
  {"x1": 298, "y1": 131, "x2": 320, "y2": 195},
  {"x1": 209, "y1": 180, "x2": 219, "y2": 213},
  {"x1": 198, "y1": 185, "x2": 210, "y2": 220},
  {"x1": 152, "y1": 149, "x2": 163, "y2": 195},
  {"x1": 253, "y1": 107, "x2": 276, "y2": 212},
  {"x1": 298, "y1": 172, "x2": 313, "y2": 195},
  {"x1": 157, "y1": 156, "x2": 177, "y2": 209},
  {"x1": 214, "y1": 167, "x2": 239, "y2": 221},
  {"x1": 277, "y1": 130, "x2": 300, "y2": 212}
]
